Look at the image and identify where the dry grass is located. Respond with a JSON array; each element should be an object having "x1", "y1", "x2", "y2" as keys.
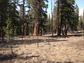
[{"x1": 0, "y1": 36, "x2": 84, "y2": 63}]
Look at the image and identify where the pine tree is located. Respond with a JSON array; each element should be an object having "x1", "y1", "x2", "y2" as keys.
[
  {"x1": 4, "y1": 18, "x2": 16, "y2": 40},
  {"x1": 27, "y1": 0, "x2": 48, "y2": 36},
  {"x1": 73, "y1": 4, "x2": 79, "y2": 30},
  {"x1": 0, "y1": 0, "x2": 19, "y2": 41},
  {"x1": 4, "y1": 17, "x2": 16, "y2": 54},
  {"x1": 0, "y1": 0, "x2": 9, "y2": 41},
  {"x1": 53, "y1": 4, "x2": 58, "y2": 33},
  {"x1": 54, "y1": 0, "x2": 75, "y2": 36},
  {"x1": 79, "y1": 16, "x2": 84, "y2": 30},
  {"x1": 56, "y1": 0, "x2": 60, "y2": 36}
]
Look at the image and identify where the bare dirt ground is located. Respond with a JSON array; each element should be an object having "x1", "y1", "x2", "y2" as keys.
[{"x1": 0, "y1": 35, "x2": 84, "y2": 63}]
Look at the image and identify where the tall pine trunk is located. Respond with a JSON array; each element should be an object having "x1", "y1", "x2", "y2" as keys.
[
  {"x1": 33, "y1": 0, "x2": 41, "y2": 36},
  {"x1": 57, "y1": 0, "x2": 61, "y2": 36},
  {"x1": 0, "y1": 3, "x2": 4, "y2": 41},
  {"x1": 33, "y1": 21, "x2": 39, "y2": 36},
  {"x1": 1, "y1": 14, "x2": 4, "y2": 41},
  {"x1": 56, "y1": 0, "x2": 61, "y2": 36}
]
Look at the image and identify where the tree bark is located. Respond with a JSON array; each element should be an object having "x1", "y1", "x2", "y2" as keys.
[
  {"x1": 0, "y1": 3, "x2": 4, "y2": 41},
  {"x1": 33, "y1": 0, "x2": 41, "y2": 36},
  {"x1": 57, "y1": 0, "x2": 61, "y2": 36},
  {"x1": 33, "y1": 22, "x2": 39, "y2": 36}
]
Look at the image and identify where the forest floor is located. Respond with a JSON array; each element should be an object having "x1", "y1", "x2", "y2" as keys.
[{"x1": 0, "y1": 33, "x2": 84, "y2": 63}]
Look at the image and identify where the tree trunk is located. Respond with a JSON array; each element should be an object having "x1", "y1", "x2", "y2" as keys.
[
  {"x1": 33, "y1": 14, "x2": 39, "y2": 36},
  {"x1": 57, "y1": 28, "x2": 61, "y2": 36},
  {"x1": 26, "y1": 23, "x2": 29, "y2": 35},
  {"x1": 40, "y1": 27, "x2": 42, "y2": 36},
  {"x1": 65, "y1": 25, "x2": 68, "y2": 36},
  {"x1": 57, "y1": 0, "x2": 60, "y2": 36},
  {"x1": 1, "y1": 15, "x2": 4, "y2": 41},
  {"x1": 33, "y1": 21, "x2": 39, "y2": 36},
  {"x1": 33, "y1": 0, "x2": 41, "y2": 36}
]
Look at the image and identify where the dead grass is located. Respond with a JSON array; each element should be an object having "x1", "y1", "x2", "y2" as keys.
[{"x1": 0, "y1": 36, "x2": 84, "y2": 63}]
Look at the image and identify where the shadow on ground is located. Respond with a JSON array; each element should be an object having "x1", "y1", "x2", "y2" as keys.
[
  {"x1": 0, "y1": 38, "x2": 68, "y2": 49},
  {"x1": 0, "y1": 53, "x2": 74, "y2": 63},
  {"x1": 50, "y1": 34, "x2": 83, "y2": 38},
  {"x1": 0, "y1": 53, "x2": 17, "y2": 60}
]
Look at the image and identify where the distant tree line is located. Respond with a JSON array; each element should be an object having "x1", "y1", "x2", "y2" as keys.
[{"x1": 0, "y1": 0, "x2": 84, "y2": 41}]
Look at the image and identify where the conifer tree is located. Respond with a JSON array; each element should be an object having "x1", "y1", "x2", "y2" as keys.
[
  {"x1": 4, "y1": 17, "x2": 16, "y2": 54},
  {"x1": 27, "y1": 0, "x2": 48, "y2": 36},
  {"x1": 54, "y1": 0, "x2": 75, "y2": 36}
]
